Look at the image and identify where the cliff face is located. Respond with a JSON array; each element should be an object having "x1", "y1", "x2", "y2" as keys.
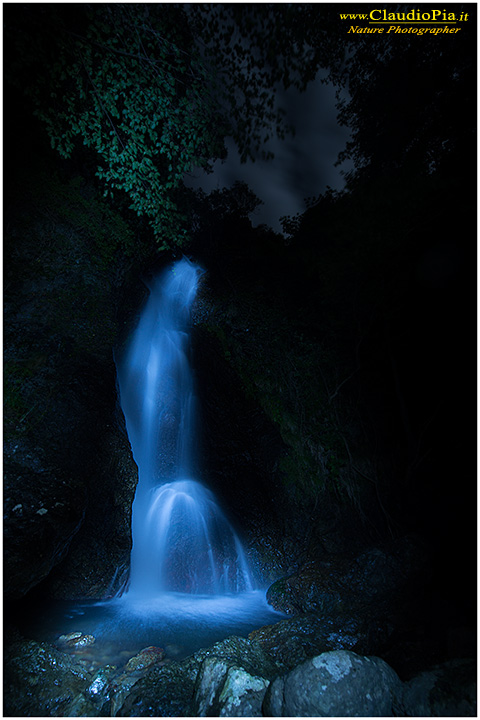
[{"x1": 4, "y1": 128, "x2": 145, "y2": 599}]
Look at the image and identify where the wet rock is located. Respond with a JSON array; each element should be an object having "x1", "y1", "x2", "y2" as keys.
[
  {"x1": 58, "y1": 631, "x2": 83, "y2": 644},
  {"x1": 266, "y1": 536, "x2": 428, "y2": 630},
  {"x1": 58, "y1": 631, "x2": 95, "y2": 648},
  {"x1": 400, "y1": 658, "x2": 477, "y2": 716},
  {"x1": 249, "y1": 615, "x2": 330, "y2": 671},
  {"x1": 193, "y1": 656, "x2": 269, "y2": 716},
  {"x1": 125, "y1": 645, "x2": 165, "y2": 672},
  {"x1": 3, "y1": 462, "x2": 87, "y2": 598},
  {"x1": 248, "y1": 612, "x2": 378, "y2": 671},
  {"x1": 199, "y1": 634, "x2": 280, "y2": 679},
  {"x1": 73, "y1": 634, "x2": 96, "y2": 648},
  {"x1": 116, "y1": 634, "x2": 279, "y2": 716},
  {"x1": 108, "y1": 670, "x2": 144, "y2": 717},
  {"x1": 115, "y1": 661, "x2": 199, "y2": 717},
  {"x1": 86, "y1": 664, "x2": 117, "y2": 701},
  {"x1": 193, "y1": 656, "x2": 230, "y2": 715},
  {"x1": 4, "y1": 635, "x2": 98, "y2": 717},
  {"x1": 262, "y1": 649, "x2": 403, "y2": 717},
  {"x1": 72, "y1": 634, "x2": 95, "y2": 648},
  {"x1": 219, "y1": 665, "x2": 269, "y2": 716},
  {"x1": 107, "y1": 648, "x2": 169, "y2": 715}
]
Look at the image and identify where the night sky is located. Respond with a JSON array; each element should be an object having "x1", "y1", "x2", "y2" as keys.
[{"x1": 185, "y1": 72, "x2": 352, "y2": 230}]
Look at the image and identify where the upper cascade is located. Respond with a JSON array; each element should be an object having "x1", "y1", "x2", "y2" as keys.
[{"x1": 116, "y1": 258, "x2": 254, "y2": 595}]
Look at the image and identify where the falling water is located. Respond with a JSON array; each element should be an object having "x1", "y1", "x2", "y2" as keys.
[
  {"x1": 23, "y1": 258, "x2": 282, "y2": 666},
  {"x1": 116, "y1": 258, "x2": 253, "y2": 597}
]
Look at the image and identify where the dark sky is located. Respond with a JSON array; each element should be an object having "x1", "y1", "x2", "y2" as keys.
[{"x1": 184, "y1": 71, "x2": 352, "y2": 232}]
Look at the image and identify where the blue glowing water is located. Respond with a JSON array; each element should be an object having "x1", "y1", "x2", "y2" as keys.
[
  {"x1": 27, "y1": 260, "x2": 283, "y2": 669},
  {"x1": 29, "y1": 590, "x2": 282, "y2": 666},
  {"x1": 116, "y1": 258, "x2": 254, "y2": 596},
  {"x1": 25, "y1": 259, "x2": 283, "y2": 666}
]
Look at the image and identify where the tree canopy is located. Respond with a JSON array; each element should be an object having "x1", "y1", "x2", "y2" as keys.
[
  {"x1": 6, "y1": 4, "x2": 344, "y2": 248},
  {"x1": 5, "y1": 5, "x2": 321, "y2": 246},
  {"x1": 5, "y1": 4, "x2": 476, "y2": 248},
  {"x1": 7, "y1": 5, "x2": 227, "y2": 248}
]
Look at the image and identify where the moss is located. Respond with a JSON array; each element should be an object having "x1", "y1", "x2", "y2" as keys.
[
  {"x1": 4, "y1": 362, "x2": 32, "y2": 428},
  {"x1": 4, "y1": 157, "x2": 148, "y2": 453},
  {"x1": 199, "y1": 291, "x2": 356, "y2": 508},
  {"x1": 202, "y1": 325, "x2": 232, "y2": 363},
  {"x1": 15, "y1": 167, "x2": 137, "y2": 271},
  {"x1": 4, "y1": 357, "x2": 51, "y2": 435}
]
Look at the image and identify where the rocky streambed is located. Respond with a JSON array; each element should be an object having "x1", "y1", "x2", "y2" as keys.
[
  {"x1": 4, "y1": 535, "x2": 476, "y2": 717},
  {"x1": 4, "y1": 618, "x2": 475, "y2": 717}
]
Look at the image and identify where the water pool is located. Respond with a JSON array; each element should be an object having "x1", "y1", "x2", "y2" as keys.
[{"x1": 24, "y1": 590, "x2": 283, "y2": 670}]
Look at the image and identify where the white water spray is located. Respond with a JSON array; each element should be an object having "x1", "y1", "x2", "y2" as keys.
[{"x1": 116, "y1": 258, "x2": 253, "y2": 596}]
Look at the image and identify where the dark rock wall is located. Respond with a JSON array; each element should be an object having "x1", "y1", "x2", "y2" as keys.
[
  {"x1": 192, "y1": 321, "x2": 291, "y2": 583},
  {"x1": 4, "y1": 114, "x2": 148, "y2": 600},
  {"x1": 189, "y1": 266, "x2": 385, "y2": 582}
]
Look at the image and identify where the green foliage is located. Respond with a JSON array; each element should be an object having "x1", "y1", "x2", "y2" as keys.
[
  {"x1": 7, "y1": 4, "x2": 226, "y2": 248},
  {"x1": 7, "y1": 3, "x2": 474, "y2": 253},
  {"x1": 4, "y1": 4, "x2": 351, "y2": 249},
  {"x1": 185, "y1": 181, "x2": 264, "y2": 238}
]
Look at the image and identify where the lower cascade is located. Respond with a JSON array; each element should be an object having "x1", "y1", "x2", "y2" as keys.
[
  {"x1": 139, "y1": 480, "x2": 252, "y2": 594},
  {"x1": 116, "y1": 257, "x2": 254, "y2": 597}
]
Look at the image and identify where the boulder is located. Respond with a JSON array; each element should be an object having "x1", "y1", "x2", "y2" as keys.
[
  {"x1": 266, "y1": 536, "x2": 429, "y2": 645},
  {"x1": 5, "y1": 623, "x2": 475, "y2": 718},
  {"x1": 193, "y1": 656, "x2": 269, "y2": 716},
  {"x1": 115, "y1": 660, "x2": 199, "y2": 717},
  {"x1": 116, "y1": 634, "x2": 278, "y2": 716},
  {"x1": 249, "y1": 615, "x2": 331, "y2": 671},
  {"x1": 189, "y1": 634, "x2": 279, "y2": 680},
  {"x1": 262, "y1": 649, "x2": 403, "y2": 717},
  {"x1": 248, "y1": 612, "x2": 382, "y2": 671},
  {"x1": 400, "y1": 658, "x2": 476, "y2": 716}
]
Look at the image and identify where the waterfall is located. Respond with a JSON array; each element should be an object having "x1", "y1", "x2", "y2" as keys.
[{"x1": 116, "y1": 258, "x2": 253, "y2": 597}]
